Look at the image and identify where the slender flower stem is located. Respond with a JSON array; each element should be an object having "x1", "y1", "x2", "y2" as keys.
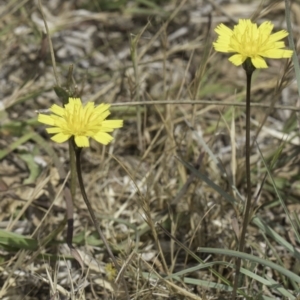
[
  {"x1": 232, "y1": 59, "x2": 255, "y2": 298},
  {"x1": 74, "y1": 146, "x2": 129, "y2": 299},
  {"x1": 66, "y1": 140, "x2": 76, "y2": 249}
]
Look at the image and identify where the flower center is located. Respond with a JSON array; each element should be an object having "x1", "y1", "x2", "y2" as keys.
[
  {"x1": 230, "y1": 26, "x2": 267, "y2": 57},
  {"x1": 65, "y1": 105, "x2": 91, "y2": 135}
]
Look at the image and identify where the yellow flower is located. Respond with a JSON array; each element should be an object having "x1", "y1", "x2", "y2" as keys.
[
  {"x1": 213, "y1": 19, "x2": 293, "y2": 68},
  {"x1": 38, "y1": 97, "x2": 123, "y2": 148},
  {"x1": 105, "y1": 263, "x2": 117, "y2": 281}
]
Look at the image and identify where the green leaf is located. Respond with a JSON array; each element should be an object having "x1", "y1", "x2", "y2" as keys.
[
  {"x1": 0, "y1": 229, "x2": 38, "y2": 251},
  {"x1": 176, "y1": 156, "x2": 237, "y2": 205}
]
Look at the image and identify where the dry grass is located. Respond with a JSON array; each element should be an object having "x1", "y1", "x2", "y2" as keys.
[{"x1": 1, "y1": 0, "x2": 300, "y2": 299}]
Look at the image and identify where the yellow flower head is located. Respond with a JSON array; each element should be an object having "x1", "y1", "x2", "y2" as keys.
[
  {"x1": 105, "y1": 263, "x2": 117, "y2": 281},
  {"x1": 213, "y1": 19, "x2": 293, "y2": 68},
  {"x1": 38, "y1": 97, "x2": 123, "y2": 148}
]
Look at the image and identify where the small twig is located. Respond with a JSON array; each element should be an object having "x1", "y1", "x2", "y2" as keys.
[
  {"x1": 111, "y1": 100, "x2": 300, "y2": 111},
  {"x1": 207, "y1": 0, "x2": 238, "y2": 23},
  {"x1": 37, "y1": 0, "x2": 60, "y2": 86}
]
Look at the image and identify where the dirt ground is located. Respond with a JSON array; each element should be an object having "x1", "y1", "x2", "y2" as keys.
[{"x1": 0, "y1": 0, "x2": 300, "y2": 299}]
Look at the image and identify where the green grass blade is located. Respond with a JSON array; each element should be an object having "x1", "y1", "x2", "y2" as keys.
[
  {"x1": 285, "y1": 0, "x2": 300, "y2": 97},
  {"x1": 256, "y1": 143, "x2": 300, "y2": 243},
  {"x1": 252, "y1": 216, "x2": 300, "y2": 261},
  {"x1": 176, "y1": 156, "x2": 237, "y2": 205},
  {"x1": 198, "y1": 247, "x2": 300, "y2": 284},
  {"x1": 0, "y1": 229, "x2": 38, "y2": 251},
  {"x1": 143, "y1": 260, "x2": 294, "y2": 298},
  {"x1": 0, "y1": 131, "x2": 37, "y2": 160}
]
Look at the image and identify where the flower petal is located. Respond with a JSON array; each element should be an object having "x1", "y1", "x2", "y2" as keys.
[
  {"x1": 262, "y1": 49, "x2": 293, "y2": 58},
  {"x1": 50, "y1": 104, "x2": 65, "y2": 116},
  {"x1": 213, "y1": 42, "x2": 230, "y2": 53},
  {"x1": 101, "y1": 120, "x2": 123, "y2": 132},
  {"x1": 269, "y1": 30, "x2": 288, "y2": 42},
  {"x1": 214, "y1": 23, "x2": 233, "y2": 37},
  {"x1": 228, "y1": 54, "x2": 246, "y2": 66},
  {"x1": 93, "y1": 132, "x2": 114, "y2": 145},
  {"x1": 258, "y1": 21, "x2": 273, "y2": 36},
  {"x1": 94, "y1": 103, "x2": 111, "y2": 115},
  {"x1": 38, "y1": 114, "x2": 55, "y2": 126},
  {"x1": 46, "y1": 127, "x2": 62, "y2": 134},
  {"x1": 51, "y1": 133, "x2": 71, "y2": 143},
  {"x1": 251, "y1": 56, "x2": 268, "y2": 68},
  {"x1": 75, "y1": 136, "x2": 90, "y2": 147}
]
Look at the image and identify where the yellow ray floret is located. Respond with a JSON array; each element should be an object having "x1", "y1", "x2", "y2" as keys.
[
  {"x1": 213, "y1": 19, "x2": 293, "y2": 68},
  {"x1": 38, "y1": 97, "x2": 123, "y2": 147}
]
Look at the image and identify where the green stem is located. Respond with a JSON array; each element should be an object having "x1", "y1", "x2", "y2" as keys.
[
  {"x1": 74, "y1": 146, "x2": 129, "y2": 299},
  {"x1": 232, "y1": 60, "x2": 255, "y2": 298}
]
